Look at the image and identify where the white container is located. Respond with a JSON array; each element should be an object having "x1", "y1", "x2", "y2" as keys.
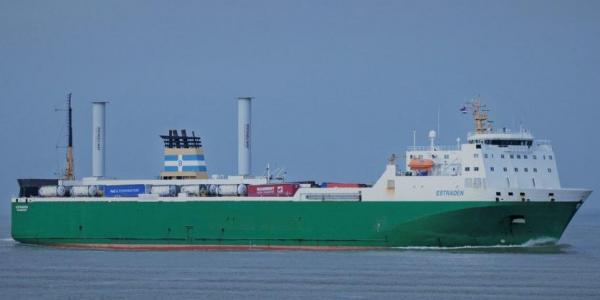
[
  {"x1": 237, "y1": 184, "x2": 247, "y2": 196},
  {"x1": 209, "y1": 184, "x2": 219, "y2": 196},
  {"x1": 180, "y1": 185, "x2": 199, "y2": 195},
  {"x1": 70, "y1": 186, "x2": 90, "y2": 197},
  {"x1": 88, "y1": 185, "x2": 100, "y2": 196},
  {"x1": 150, "y1": 185, "x2": 177, "y2": 197},
  {"x1": 38, "y1": 185, "x2": 66, "y2": 197},
  {"x1": 70, "y1": 185, "x2": 100, "y2": 197},
  {"x1": 181, "y1": 185, "x2": 209, "y2": 196},
  {"x1": 218, "y1": 184, "x2": 244, "y2": 196}
]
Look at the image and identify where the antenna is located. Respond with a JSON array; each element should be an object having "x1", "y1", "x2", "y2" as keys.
[
  {"x1": 265, "y1": 163, "x2": 271, "y2": 183},
  {"x1": 266, "y1": 164, "x2": 287, "y2": 182},
  {"x1": 437, "y1": 105, "x2": 440, "y2": 140}
]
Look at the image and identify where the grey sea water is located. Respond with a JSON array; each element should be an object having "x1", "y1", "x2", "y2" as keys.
[{"x1": 0, "y1": 206, "x2": 599, "y2": 300}]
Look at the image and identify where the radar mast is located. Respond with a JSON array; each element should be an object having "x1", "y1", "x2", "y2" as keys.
[{"x1": 470, "y1": 97, "x2": 492, "y2": 134}]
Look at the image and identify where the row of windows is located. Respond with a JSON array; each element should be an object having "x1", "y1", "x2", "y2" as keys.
[
  {"x1": 478, "y1": 153, "x2": 553, "y2": 160},
  {"x1": 410, "y1": 153, "x2": 554, "y2": 161},
  {"x1": 465, "y1": 166, "x2": 552, "y2": 173},
  {"x1": 469, "y1": 139, "x2": 533, "y2": 147}
]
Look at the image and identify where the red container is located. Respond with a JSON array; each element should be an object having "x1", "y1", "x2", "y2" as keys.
[{"x1": 247, "y1": 183, "x2": 300, "y2": 197}]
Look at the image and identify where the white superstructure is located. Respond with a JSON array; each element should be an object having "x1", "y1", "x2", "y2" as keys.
[{"x1": 360, "y1": 99, "x2": 588, "y2": 203}]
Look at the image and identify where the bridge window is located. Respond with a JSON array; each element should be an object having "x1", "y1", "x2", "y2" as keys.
[
  {"x1": 465, "y1": 167, "x2": 470, "y2": 172},
  {"x1": 487, "y1": 139, "x2": 533, "y2": 147},
  {"x1": 503, "y1": 167, "x2": 508, "y2": 172},
  {"x1": 524, "y1": 167, "x2": 529, "y2": 172},
  {"x1": 548, "y1": 168, "x2": 552, "y2": 173},
  {"x1": 474, "y1": 167, "x2": 479, "y2": 171},
  {"x1": 549, "y1": 155, "x2": 553, "y2": 160},
  {"x1": 510, "y1": 154, "x2": 514, "y2": 159},
  {"x1": 533, "y1": 168, "x2": 538, "y2": 172},
  {"x1": 490, "y1": 167, "x2": 495, "y2": 172},
  {"x1": 514, "y1": 167, "x2": 519, "y2": 172},
  {"x1": 501, "y1": 154, "x2": 505, "y2": 159},
  {"x1": 524, "y1": 155, "x2": 528, "y2": 159},
  {"x1": 533, "y1": 155, "x2": 537, "y2": 159},
  {"x1": 516, "y1": 154, "x2": 521, "y2": 159}
]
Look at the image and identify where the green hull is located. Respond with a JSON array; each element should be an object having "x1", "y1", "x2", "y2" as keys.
[{"x1": 11, "y1": 200, "x2": 579, "y2": 249}]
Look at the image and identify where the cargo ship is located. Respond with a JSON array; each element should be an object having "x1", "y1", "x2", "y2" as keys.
[{"x1": 11, "y1": 97, "x2": 592, "y2": 249}]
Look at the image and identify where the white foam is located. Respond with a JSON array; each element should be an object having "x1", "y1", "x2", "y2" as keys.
[
  {"x1": 392, "y1": 237, "x2": 559, "y2": 250},
  {"x1": 520, "y1": 237, "x2": 558, "y2": 247}
]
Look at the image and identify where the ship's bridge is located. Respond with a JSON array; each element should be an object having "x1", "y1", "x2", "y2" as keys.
[{"x1": 467, "y1": 131, "x2": 534, "y2": 147}]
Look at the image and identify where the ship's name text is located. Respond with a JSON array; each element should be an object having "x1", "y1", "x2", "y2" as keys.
[{"x1": 436, "y1": 190, "x2": 465, "y2": 197}]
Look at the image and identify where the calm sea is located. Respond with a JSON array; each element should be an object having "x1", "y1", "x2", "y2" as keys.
[{"x1": 1, "y1": 205, "x2": 599, "y2": 300}]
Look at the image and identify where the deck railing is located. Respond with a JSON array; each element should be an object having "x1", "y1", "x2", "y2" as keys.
[{"x1": 407, "y1": 145, "x2": 460, "y2": 151}]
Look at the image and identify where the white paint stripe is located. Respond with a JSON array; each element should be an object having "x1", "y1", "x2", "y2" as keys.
[
  {"x1": 181, "y1": 160, "x2": 205, "y2": 166},
  {"x1": 164, "y1": 161, "x2": 206, "y2": 167}
]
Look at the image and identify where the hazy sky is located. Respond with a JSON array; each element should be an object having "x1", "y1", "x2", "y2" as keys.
[{"x1": 1, "y1": 1, "x2": 599, "y2": 209}]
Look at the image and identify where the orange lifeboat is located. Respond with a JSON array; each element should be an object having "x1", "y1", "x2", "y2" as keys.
[{"x1": 408, "y1": 159, "x2": 434, "y2": 170}]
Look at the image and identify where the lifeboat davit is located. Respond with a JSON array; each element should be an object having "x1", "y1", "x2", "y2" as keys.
[{"x1": 408, "y1": 159, "x2": 434, "y2": 170}]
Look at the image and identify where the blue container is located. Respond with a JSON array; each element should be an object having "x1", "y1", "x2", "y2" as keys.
[{"x1": 104, "y1": 184, "x2": 146, "y2": 197}]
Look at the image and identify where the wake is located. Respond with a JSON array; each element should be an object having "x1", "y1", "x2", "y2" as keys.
[{"x1": 392, "y1": 237, "x2": 560, "y2": 251}]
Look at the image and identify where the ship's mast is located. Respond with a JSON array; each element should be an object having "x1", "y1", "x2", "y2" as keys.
[
  {"x1": 471, "y1": 97, "x2": 491, "y2": 134},
  {"x1": 65, "y1": 93, "x2": 75, "y2": 180}
]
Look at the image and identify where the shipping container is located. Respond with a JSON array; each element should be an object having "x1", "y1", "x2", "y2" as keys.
[
  {"x1": 180, "y1": 184, "x2": 209, "y2": 196},
  {"x1": 150, "y1": 185, "x2": 177, "y2": 197},
  {"x1": 70, "y1": 185, "x2": 100, "y2": 197},
  {"x1": 247, "y1": 183, "x2": 300, "y2": 197},
  {"x1": 217, "y1": 184, "x2": 247, "y2": 196},
  {"x1": 38, "y1": 185, "x2": 66, "y2": 197},
  {"x1": 104, "y1": 184, "x2": 147, "y2": 197}
]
